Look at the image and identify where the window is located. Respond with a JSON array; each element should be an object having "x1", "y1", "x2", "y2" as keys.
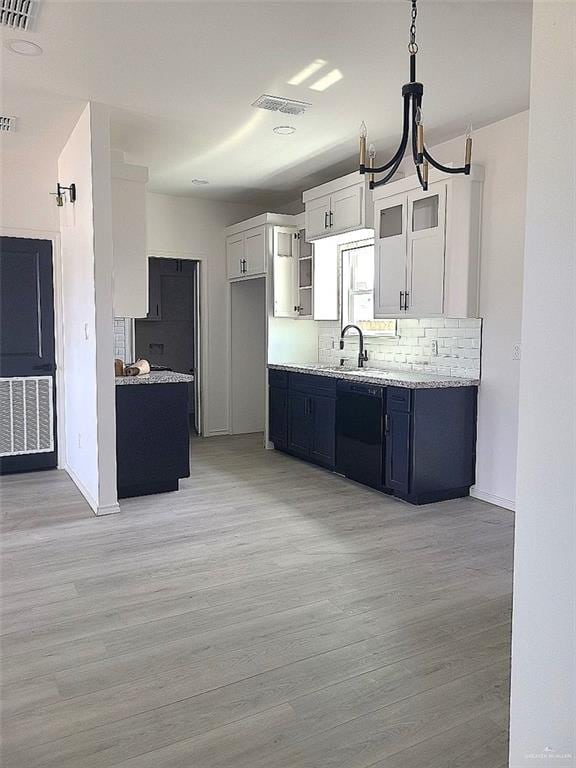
[{"x1": 340, "y1": 240, "x2": 397, "y2": 336}]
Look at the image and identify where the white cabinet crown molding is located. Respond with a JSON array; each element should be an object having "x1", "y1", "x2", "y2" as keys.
[{"x1": 225, "y1": 212, "x2": 297, "y2": 237}]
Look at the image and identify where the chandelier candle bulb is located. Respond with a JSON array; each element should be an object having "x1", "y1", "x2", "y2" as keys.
[
  {"x1": 465, "y1": 136, "x2": 472, "y2": 166},
  {"x1": 359, "y1": 122, "x2": 367, "y2": 167},
  {"x1": 417, "y1": 123, "x2": 424, "y2": 157},
  {"x1": 368, "y1": 143, "x2": 376, "y2": 184}
]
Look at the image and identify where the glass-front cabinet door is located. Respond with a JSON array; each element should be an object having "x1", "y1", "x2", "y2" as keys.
[
  {"x1": 297, "y1": 229, "x2": 313, "y2": 317},
  {"x1": 406, "y1": 182, "x2": 447, "y2": 317},
  {"x1": 373, "y1": 193, "x2": 408, "y2": 317}
]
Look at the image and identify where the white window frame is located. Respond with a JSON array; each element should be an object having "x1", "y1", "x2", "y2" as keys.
[{"x1": 339, "y1": 238, "x2": 397, "y2": 336}]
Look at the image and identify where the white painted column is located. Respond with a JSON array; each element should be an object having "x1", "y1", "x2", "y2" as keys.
[{"x1": 509, "y1": 3, "x2": 575, "y2": 766}]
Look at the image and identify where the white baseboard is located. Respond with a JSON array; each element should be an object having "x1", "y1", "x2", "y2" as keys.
[
  {"x1": 95, "y1": 502, "x2": 121, "y2": 516},
  {"x1": 204, "y1": 428, "x2": 230, "y2": 437},
  {"x1": 470, "y1": 487, "x2": 516, "y2": 511},
  {"x1": 64, "y1": 464, "x2": 120, "y2": 516}
]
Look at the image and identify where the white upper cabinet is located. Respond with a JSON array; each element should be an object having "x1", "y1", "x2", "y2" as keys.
[
  {"x1": 406, "y1": 185, "x2": 447, "y2": 316},
  {"x1": 331, "y1": 184, "x2": 364, "y2": 233},
  {"x1": 111, "y1": 161, "x2": 149, "y2": 318},
  {"x1": 244, "y1": 227, "x2": 266, "y2": 276},
  {"x1": 226, "y1": 213, "x2": 298, "y2": 284},
  {"x1": 273, "y1": 228, "x2": 299, "y2": 318},
  {"x1": 226, "y1": 226, "x2": 266, "y2": 280},
  {"x1": 303, "y1": 171, "x2": 373, "y2": 241},
  {"x1": 272, "y1": 228, "x2": 316, "y2": 319},
  {"x1": 374, "y1": 192, "x2": 408, "y2": 315},
  {"x1": 305, "y1": 195, "x2": 332, "y2": 240},
  {"x1": 373, "y1": 167, "x2": 483, "y2": 319},
  {"x1": 226, "y1": 233, "x2": 245, "y2": 280}
]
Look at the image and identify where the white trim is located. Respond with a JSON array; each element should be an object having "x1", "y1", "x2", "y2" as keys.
[
  {"x1": 146, "y1": 250, "x2": 208, "y2": 437},
  {"x1": 470, "y1": 487, "x2": 515, "y2": 512},
  {"x1": 225, "y1": 212, "x2": 296, "y2": 237},
  {"x1": 0, "y1": 227, "x2": 66, "y2": 470},
  {"x1": 204, "y1": 427, "x2": 229, "y2": 437},
  {"x1": 64, "y1": 462, "x2": 120, "y2": 515},
  {"x1": 95, "y1": 502, "x2": 121, "y2": 516},
  {"x1": 302, "y1": 170, "x2": 369, "y2": 203}
]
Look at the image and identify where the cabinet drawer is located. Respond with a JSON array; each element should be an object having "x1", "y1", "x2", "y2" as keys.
[
  {"x1": 268, "y1": 369, "x2": 288, "y2": 389},
  {"x1": 289, "y1": 372, "x2": 337, "y2": 396},
  {"x1": 387, "y1": 386, "x2": 412, "y2": 413}
]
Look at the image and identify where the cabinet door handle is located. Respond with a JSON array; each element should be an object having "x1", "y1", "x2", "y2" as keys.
[
  {"x1": 405, "y1": 291, "x2": 409, "y2": 310},
  {"x1": 399, "y1": 291, "x2": 405, "y2": 310},
  {"x1": 329, "y1": 210, "x2": 334, "y2": 228},
  {"x1": 385, "y1": 414, "x2": 390, "y2": 434},
  {"x1": 324, "y1": 212, "x2": 329, "y2": 229}
]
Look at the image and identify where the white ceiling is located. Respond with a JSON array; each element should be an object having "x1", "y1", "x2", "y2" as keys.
[{"x1": 1, "y1": 1, "x2": 532, "y2": 206}]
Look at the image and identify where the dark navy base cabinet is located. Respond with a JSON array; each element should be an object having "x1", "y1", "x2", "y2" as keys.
[
  {"x1": 268, "y1": 370, "x2": 336, "y2": 469},
  {"x1": 115, "y1": 383, "x2": 190, "y2": 498},
  {"x1": 385, "y1": 386, "x2": 477, "y2": 504},
  {"x1": 269, "y1": 370, "x2": 478, "y2": 505}
]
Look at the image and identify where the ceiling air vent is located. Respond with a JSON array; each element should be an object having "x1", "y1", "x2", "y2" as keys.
[
  {"x1": 1, "y1": 0, "x2": 34, "y2": 30},
  {"x1": 252, "y1": 94, "x2": 311, "y2": 116},
  {"x1": 0, "y1": 116, "x2": 16, "y2": 132}
]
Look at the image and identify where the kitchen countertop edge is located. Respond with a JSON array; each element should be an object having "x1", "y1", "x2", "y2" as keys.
[
  {"x1": 268, "y1": 363, "x2": 479, "y2": 389},
  {"x1": 115, "y1": 371, "x2": 195, "y2": 386}
]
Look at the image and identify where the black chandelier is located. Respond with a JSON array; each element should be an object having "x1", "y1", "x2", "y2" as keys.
[{"x1": 359, "y1": 0, "x2": 472, "y2": 192}]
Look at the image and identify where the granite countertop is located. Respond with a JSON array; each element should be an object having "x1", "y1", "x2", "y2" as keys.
[
  {"x1": 268, "y1": 363, "x2": 479, "y2": 389},
  {"x1": 115, "y1": 371, "x2": 195, "y2": 386}
]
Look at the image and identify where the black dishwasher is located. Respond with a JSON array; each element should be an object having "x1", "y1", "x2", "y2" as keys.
[{"x1": 336, "y1": 380, "x2": 385, "y2": 489}]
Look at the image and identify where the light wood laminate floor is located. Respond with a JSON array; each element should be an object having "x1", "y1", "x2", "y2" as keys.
[{"x1": 0, "y1": 433, "x2": 514, "y2": 768}]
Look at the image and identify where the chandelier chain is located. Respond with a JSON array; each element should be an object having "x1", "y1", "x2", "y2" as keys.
[{"x1": 408, "y1": 0, "x2": 418, "y2": 54}]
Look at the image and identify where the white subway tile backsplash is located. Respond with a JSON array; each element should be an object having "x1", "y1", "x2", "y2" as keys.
[
  {"x1": 318, "y1": 318, "x2": 482, "y2": 379},
  {"x1": 113, "y1": 318, "x2": 132, "y2": 363}
]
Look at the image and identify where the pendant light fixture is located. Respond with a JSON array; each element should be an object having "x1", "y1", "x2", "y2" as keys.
[{"x1": 359, "y1": 0, "x2": 472, "y2": 192}]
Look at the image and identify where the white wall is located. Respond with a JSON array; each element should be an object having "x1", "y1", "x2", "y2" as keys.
[
  {"x1": 145, "y1": 193, "x2": 262, "y2": 436},
  {"x1": 58, "y1": 103, "x2": 118, "y2": 515},
  {"x1": 0, "y1": 151, "x2": 59, "y2": 234},
  {"x1": 404, "y1": 112, "x2": 529, "y2": 509},
  {"x1": 509, "y1": 3, "x2": 576, "y2": 765}
]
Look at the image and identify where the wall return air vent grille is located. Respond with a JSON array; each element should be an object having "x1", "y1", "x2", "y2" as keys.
[
  {"x1": 1, "y1": 0, "x2": 34, "y2": 29},
  {"x1": 0, "y1": 116, "x2": 16, "y2": 132},
  {"x1": 0, "y1": 377, "x2": 54, "y2": 457},
  {"x1": 252, "y1": 94, "x2": 311, "y2": 116}
]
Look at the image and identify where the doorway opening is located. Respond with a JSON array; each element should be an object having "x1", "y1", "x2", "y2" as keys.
[
  {"x1": 0, "y1": 237, "x2": 58, "y2": 474},
  {"x1": 135, "y1": 257, "x2": 202, "y2": 435}
]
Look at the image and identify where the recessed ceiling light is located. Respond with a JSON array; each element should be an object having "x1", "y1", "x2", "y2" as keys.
[
  {"x1": 309, "y1": 68, "x2": 343, "y2": 92},
  {"x1": 273, "y1": 126, "x2": 296, "y2": 135},
  {"x1": 5, "y1": 38, "x2": 42, "y2": 56},
  {"x1": 191, "y1": 178, "x2": 209, "y2": 185},
  {"x1": 288, "y1": 59, "x2": 327, "y2": 87}
]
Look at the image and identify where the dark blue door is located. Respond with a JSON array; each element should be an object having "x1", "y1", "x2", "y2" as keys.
[
  {"x1": 269, "y1": 387, "x2": 288, "y2": 447},
  {"x1": 310, "y1": 394, "x2": 336, "y2": 468},
  {"x1": 0, "y1": 238, "x2": 57, "y2": 473},
  {"x1": 288, "y1": 391, "x2": 310, "y2": 457},
  {"x1": 385, "y1": 410, "x2": 411, "y2": 493}
]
